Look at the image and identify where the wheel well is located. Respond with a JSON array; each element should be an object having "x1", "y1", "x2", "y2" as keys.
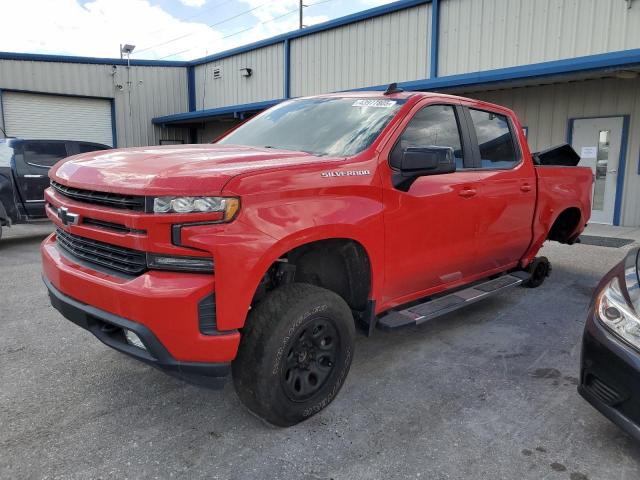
[
  {"x1": 252, "y1": 239, "x2": 372, "y2": 312},
  {"x1": 547, "y1": 207, "x2": 582, "y2": 244}
]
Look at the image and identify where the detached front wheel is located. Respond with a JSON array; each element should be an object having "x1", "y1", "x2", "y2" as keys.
[
  {"x1": 524, "y1": 256, "x2": 551, "y2": 288},
  {"x1": 232, "y1": 283, "x2": 355, "y2": 427}
]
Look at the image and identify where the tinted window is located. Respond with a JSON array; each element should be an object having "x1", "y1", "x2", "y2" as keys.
[
  {"x1": 77, "y1": 143, "x2": 108, "y2": 154},
  {"x1": 23, "y1": 141, "x2": 68, "y2": 168},
  {"x1": 218, "y1": 97, "x2": 405, "y2": 157},
  {"x1": 469, "y1": 109, "x2": 517, "y2": 168},
  {"x1": 390, "y1": 105, "x2": 464, "y2": 169}
]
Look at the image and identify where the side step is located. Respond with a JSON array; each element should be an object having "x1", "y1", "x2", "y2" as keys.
[{"x1": 377, "y1": 272, "x2": 529, "y2": 331}]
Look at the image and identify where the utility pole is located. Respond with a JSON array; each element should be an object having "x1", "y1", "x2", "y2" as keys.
[{"x1": 299, "y1": 0, "x2": 305, "y2": 29}]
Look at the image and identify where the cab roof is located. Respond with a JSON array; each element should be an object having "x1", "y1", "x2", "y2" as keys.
[{"x1": 307, "y1": 89, "x2": 475, "y2": 104}]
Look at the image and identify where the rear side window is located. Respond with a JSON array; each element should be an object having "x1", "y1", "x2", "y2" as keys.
[
  {"x1": 469, "y1": 109, "x2": 517, "y2": 169},
  {"x1": 390, "y1": 105, "x2": 465, "y2": 169},
  {"x1": 23, "y1": 141, "x2": 68, "y2": 168},
  {"x1": 77, "y1": 143, "x2": 108, "y2": 154}
]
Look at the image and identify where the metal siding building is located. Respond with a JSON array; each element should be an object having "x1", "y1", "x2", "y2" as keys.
[
  {"x1": 0, "y1": 59, "x2": 190, "y2": 147},
  {"x1": 438, "y1": 0, "x2": 640, "y2": 75},
  {"x1": 1, "y1": 0, "x2": 640, "y2": 225},
  {"x1": 193, "y1": 43, "x2": 284, "y2": 109},
  {"x1": 289, "y1": 2, "x2": 431, "y2": 96}
]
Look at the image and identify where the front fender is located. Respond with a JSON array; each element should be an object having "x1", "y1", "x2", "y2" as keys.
[{"x1": 180, "y1": 192, "x2": 384, "y2": 331}]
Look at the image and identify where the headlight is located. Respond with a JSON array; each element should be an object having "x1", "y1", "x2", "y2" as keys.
[
  {"x1": 153, "y1": 196, "x2": 240, "y2": 220},
  {"x1": 596, "y1": 249, "x2": 640, "y2": 349},
  {"x1": 146, "y1": 253, "x2": 214, "y2": 272}
]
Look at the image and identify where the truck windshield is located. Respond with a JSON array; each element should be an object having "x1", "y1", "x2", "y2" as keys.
[{"x1": 217, "y1": 97, "x2": 405, "y2": 157}]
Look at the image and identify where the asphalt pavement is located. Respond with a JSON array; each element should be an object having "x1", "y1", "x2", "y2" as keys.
[{"x1": 1, "y1": 223, "x2": 640, "y2": 479}]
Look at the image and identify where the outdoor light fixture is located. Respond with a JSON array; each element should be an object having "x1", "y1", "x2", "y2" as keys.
[
  {"x1": 240, "y1": 67, "x2": 253, "y2": 77},
  {"x1": 120, "y1": 44, "x2": 136, "y2": 56}
]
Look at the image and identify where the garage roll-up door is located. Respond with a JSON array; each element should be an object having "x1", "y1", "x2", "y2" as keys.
[{"x1": 2, "y1": 92, "x2": 113, "y2": 147}]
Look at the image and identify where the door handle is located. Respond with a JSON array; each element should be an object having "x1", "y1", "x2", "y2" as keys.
[
  {"x1": 520, "y1": 184, "x2": 533, "y2": 192},
  {"x1": 24, "y1": 174, "x2": 44, "y2": 178},
  {"x1": 458, "y1": 188, "x2": 477, "y2": 198},
  {"x1": 607, "y1": 170, "x2": 618, "y2": 174}
]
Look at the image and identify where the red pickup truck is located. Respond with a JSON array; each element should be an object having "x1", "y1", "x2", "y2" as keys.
[{"x1": 41, "y1": 89, "x2": 592, "y2": 426}]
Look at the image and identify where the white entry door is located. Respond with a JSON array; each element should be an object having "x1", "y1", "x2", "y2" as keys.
[{"x1": 571, "y1": 116, "x2": 625, "y2": 224}]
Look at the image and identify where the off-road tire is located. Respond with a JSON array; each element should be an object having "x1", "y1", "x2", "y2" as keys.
[
  {"x1": 232, "y1": 283, "x2": 356, "y2": 427},
  {"x1": 524, "y1": 256, "x2": 551, "y2": 288}
]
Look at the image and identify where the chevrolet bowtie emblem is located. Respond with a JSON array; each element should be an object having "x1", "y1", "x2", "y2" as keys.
[{"x1": 56, "y1": 206, "x2": 79, "y2": 226}]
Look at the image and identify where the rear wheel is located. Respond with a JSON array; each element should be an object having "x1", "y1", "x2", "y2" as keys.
[{"x1": 232, "y1": 283, "x2": 355, "y2": 427}]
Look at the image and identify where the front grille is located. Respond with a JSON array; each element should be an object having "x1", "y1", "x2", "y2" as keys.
[
  {"x1": 56, "y1": 228, "x2": 147, "y2": 276},
  {"x1": 51, "y1": 181, "x2": 146, "y2": 211},
  {"x1": 83, "y1": 218, "x2": 146, "y2": 235}
]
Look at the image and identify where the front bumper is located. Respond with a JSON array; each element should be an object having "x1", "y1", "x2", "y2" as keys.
[
  {"x1": 44, "y1": 276, "x2": 230, "y2": 388},
  {"x1": 579, "y1": 307, "x2": 640, "y2": 441},
  {"x1": 41, "y1": 233, "x2": 241, "y2": 386}
]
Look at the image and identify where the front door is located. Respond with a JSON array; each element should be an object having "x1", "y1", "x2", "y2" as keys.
[
  {"x1": 382, "y1": 103, "x2": 482, "y2": 304},
  {"x1": 571, "y1": 117, "x2": 626, "y2": 224}
]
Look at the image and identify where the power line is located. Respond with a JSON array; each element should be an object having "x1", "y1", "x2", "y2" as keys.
[
  {"x1": 146, "y1": 0, "x2": 235, "y2": 37},
  {"x1": 157, "y1": 9, "x2": 295, "y2": 60},
  {"x1": 134, "y1": 1, "x2": 275, "y2": 55},
  {"x1": 157, "y1": 0, "x2": 335, "y2": 61}
]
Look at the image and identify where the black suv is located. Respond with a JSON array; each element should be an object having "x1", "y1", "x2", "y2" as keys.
[{"x1": 0, "y1": 138, "x2": 111, "y2": 239}]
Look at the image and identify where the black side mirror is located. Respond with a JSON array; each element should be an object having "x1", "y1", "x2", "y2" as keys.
[{"x1": 392, "y1": 146, "x2": 456, "y2": 191}]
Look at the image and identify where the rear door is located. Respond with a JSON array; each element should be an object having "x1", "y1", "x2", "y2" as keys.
[
  {"x1": 461, "y1": 105, "x2": 536, "y2": 273},
  {"x1": 12, "y1": 140, "x2": 69, "y2": 216}
]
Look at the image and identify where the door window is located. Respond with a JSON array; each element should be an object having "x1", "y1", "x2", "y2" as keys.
[
  {"x1": 390, "y1": 105, "x2": 465, "y2": 169},
  {"x1": 593, "y1": 130, "x2": 611, "y2": 211},
  {"x1": 23, "y1": 141, "x2": 68, "y2": 168},
  {"x1": 469, "y1": 109, "x2": 518, "y2": 169},
  {"x1": 77, "y1": 142, "x2": 108, "y2": 154}
]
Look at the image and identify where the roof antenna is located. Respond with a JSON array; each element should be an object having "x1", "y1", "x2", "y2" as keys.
[{"x1": 383, "y1": 82, "x2": 403, "y2": 95}]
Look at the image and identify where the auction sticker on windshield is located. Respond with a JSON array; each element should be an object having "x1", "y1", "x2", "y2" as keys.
[{"x1": 352, "y1": 99, "x2": 397, "y2": 108}]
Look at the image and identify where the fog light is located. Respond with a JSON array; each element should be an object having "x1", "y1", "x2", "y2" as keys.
[{"x1": 124, "y1": 330, "x2": 146, "y2": 350}]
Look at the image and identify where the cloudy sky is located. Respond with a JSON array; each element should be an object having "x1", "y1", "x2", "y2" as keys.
[{"x1": 1, "y1": 0, "x2": 392, "y2": 61}]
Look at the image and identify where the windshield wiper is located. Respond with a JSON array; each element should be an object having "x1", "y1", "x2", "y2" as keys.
[{"x1": 262, "y1": 145, "x2": 322, "y2": 156}]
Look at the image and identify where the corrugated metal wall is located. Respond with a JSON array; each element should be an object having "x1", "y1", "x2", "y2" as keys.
[
  {"x1": 439, "y1": 0, "x2": 640, "y2": 76},
  {"x1": 461, "y1": 76, "x2": 640, "y2": 227},
  {"x1": 0, "y1": 60, "x2": 189, "y2": 147},
  {"x1": 197, "y1": 119, "x2": 242, "y2": 143},
  {"x1": 290, "y1": 3, "x2": 430, "y2": 97},
  {"x1": 194, "y1": 43, "x2": 284, "y2": 109}
]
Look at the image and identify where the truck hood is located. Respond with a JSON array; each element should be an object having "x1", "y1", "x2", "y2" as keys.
[{"x1": 51, "y1": 144, "x2": 337, "y2": 195}]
